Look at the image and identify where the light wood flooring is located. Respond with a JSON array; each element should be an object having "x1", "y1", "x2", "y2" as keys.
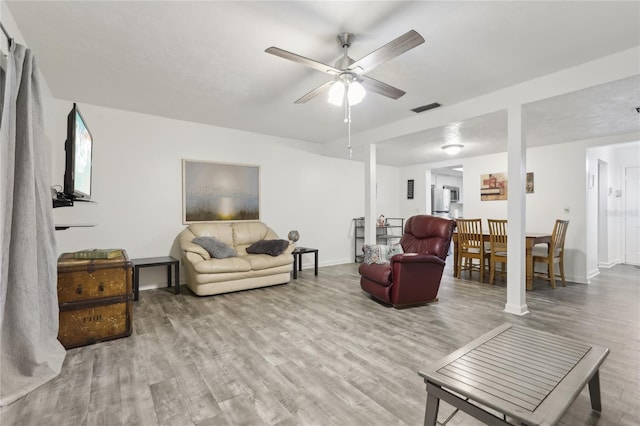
[{"x1": 2, "y1": 262, "x2": 639, "y2": 425}]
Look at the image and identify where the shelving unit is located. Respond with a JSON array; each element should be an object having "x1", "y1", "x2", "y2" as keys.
[{"x1": 353, "y1": 217, "x2": 404, "y2": 263}]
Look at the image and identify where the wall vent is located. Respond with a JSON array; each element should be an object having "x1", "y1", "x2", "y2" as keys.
[{"x1": 411, "y1": 102, "x2": 441, "y2": 113}]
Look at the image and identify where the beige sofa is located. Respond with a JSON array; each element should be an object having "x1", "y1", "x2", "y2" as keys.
[{"x1": 179, "y1": 222, "x2": 294, "y2": 296}]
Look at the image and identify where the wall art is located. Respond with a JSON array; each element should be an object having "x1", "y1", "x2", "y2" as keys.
[
  {"x1": 407, "y1": 179, "x2": 414, "y2": 199},
  {"x1": 526, "y1": 172, "x2": 534, "y2": 193},
  {"x1": 480, "y1": 172, "x2": 507, "y2": 201},
  {"x1": 182, "y1": 159, "x2": 259, "y2": 223}
]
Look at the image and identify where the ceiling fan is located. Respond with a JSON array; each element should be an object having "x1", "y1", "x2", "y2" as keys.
[{"x1": 265, "y1": 30, "x2": 425, "y2": 105}]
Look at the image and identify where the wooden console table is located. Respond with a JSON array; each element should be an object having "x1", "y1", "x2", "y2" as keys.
[{"x1": 419, "y1": 324, "x2": 609, "y2": 425}]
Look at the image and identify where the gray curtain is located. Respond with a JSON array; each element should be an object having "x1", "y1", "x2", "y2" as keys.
[{"x1": 0, "y1": 43, "x2": 66, "y2": 406}]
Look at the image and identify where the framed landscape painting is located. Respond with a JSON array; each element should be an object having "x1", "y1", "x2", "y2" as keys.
[{"x1": 182, "y1": 160, "x2": 260, "y2": 223}]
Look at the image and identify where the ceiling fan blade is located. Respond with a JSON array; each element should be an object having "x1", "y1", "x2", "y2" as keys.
[
  {"x1": 265, "y1": 47, "x2": 341, "y2": 75},
  {"x1": 360, "y1": 75, "x2": 405, "y2": 99},
  {"x1": 294, "y1": 80, "x2": 334, "y2": 104},
  {"x1": 349, "y1": 30, "x2": 425, "y2": 74}
]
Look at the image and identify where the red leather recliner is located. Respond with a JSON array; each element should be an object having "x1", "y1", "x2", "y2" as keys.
[{"x1": 358, "y1": 215, "x2": 456, "y2": 308}]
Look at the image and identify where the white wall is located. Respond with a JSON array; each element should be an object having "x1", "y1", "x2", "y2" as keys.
[
  {"x1": 399, "y1": 165, "x2": 430, "y2": 217},
  {"x1": 375, "y1": 165, "x2": 401, "y2": 219},
  {"x1": 45, "y1": 99, "x2": 399, "y2": 290}
]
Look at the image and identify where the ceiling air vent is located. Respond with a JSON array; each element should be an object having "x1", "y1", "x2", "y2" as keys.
[{"x1": 411, "y1": 102, "x2": 441, "y2": 113}]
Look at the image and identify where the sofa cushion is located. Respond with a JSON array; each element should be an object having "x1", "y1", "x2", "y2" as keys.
[
  {"x1": 233, "y1": 221, "x2": 269, "y2": 243},
  {"x1": 189, "y1": 223, "x2": 235, "y2": 247},
  {"x1": 193, "y1": 257, "x2": 251, "y2": 274},
  {"x1": 243, "y1": 253, "x2": 292, "y2": 271},
  {"x1": 246, "y1": 239, "x2": 290, "y2": 256},
  {"x1": 192, "y1": 236, "x2": 237, "y2": 259}
]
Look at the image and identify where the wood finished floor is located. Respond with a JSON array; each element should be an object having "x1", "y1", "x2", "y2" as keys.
[{"x1": 1, "y1": 262, "x2": 639, "y2": 426}]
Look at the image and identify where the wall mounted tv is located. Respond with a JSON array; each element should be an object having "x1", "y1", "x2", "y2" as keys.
[{"x1": 62, "y1": 103, "x2": 93, "y2": 202}]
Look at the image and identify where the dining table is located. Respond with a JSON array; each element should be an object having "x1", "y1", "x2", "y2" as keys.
[{"x1": 451, "y1": 232, "x2": 551, "y2": 290}]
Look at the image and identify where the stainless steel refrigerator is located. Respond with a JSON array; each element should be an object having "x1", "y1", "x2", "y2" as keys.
[{"x1": 431, "y1": 186, "x2": 451, "y2": 217}]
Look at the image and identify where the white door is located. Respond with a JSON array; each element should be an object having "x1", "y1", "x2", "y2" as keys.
[{"x1": 625, "y1": 167, "x2": 640, "y2": 265}]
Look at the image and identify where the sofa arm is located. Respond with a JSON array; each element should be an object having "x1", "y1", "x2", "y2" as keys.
[
  {"x1": 283, "y1": 242, "x2": 295, "y2": 256},
  {"x1": 183, "y1": 250, "x2": 207, "y2": 265},
  {"x1": 391, "y1": 252, "x2": 445, "y2": 266},
  {"x1": 182, "y1": 241, "x2": 210, "y2": 263}
]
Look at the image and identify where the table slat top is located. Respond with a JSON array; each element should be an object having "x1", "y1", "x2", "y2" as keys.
[{"x1": 419, "y1": 324, "x2": 609, "y2": 425}]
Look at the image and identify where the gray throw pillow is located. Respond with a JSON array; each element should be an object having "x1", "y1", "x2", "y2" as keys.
[
  {"x1": 362, "y1": 244, "x2": 389, "y2": 265},
  {"x1": 192, "y1": 236, "x2": 237, "y2": 259},
  {"x1": 386, "y1": 243, "x2": 404, "y2": 261},
  {"x1": 246, "y1": 239, "x2": 289, "y2": 256}
]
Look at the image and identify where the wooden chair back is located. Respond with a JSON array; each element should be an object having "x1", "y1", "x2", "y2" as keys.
[
  {"x1": 551, "y1": 219, "x2": 570, "y2": 255},
  {"x1": 533, "y1": 219, "x2": 570, "y2": 288},
  {"x1": 456, "y1": 218, "x2": 484, "y2": 252},
  {"x1": 455, "y1": 218, "x2": 488, "y2": 282},
  {"x1": 487, "y1": 219, "x2": 508, "y2": 284},
  {"x1": 487, "y1": 219, "x2": 508, "y2": 254}
]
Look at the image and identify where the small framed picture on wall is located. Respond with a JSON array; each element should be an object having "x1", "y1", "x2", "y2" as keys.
[
  {"x1": 526, "y1": 172, "x2": 534, "y2": 193},
  {"x1": 407, "y1": 179, "x2": 414, "y2": 199}
]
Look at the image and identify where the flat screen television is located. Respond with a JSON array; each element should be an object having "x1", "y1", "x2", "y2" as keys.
[{"x1": 63, "y1": 103, "x2": 93, "y2": 200}]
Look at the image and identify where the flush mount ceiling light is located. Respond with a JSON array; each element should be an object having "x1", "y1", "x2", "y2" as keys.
[{"x1": 442, "y1": 144, "x2": 464, "y2": 155}]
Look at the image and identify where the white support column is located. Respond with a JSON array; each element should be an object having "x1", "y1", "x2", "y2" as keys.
[
  {"x1": 364, "y1": 144, "x2": 377, "y2": 244},
  {"x1": 504, "y1": 104, "x2": 529, "y2": 316}
]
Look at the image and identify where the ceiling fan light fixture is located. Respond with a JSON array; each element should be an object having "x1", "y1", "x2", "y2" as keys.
[
  {"x1": 328, "y1": 76, "x2": 366, "y2": 107},
  {"x1": 328, "y1": 81, "x2": 344, "y2": 106},
  {"x1": 348, "y1": 81, "x2": 365, "y2": 105},
  {"x1": 442, "y1": 144, "x2": 464, "y2": 155}
]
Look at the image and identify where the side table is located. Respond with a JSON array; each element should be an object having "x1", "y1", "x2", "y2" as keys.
[
  {"x1": 131, "y1": 256, "x2": 180, "y2": 301},
  {"x1": 292, "y1": 247, "x2": 318, "y2": 279}
]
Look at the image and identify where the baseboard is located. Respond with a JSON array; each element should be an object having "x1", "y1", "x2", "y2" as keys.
[
  {"x1": 586, "y1": 268, "x2": 600, "y2": 283},
  {"x1": 300, "y1": 258, "x2": 352, "y2": 269},
  {"x1": 598, "y1": 260, "x2": 621, "y2": 269}
]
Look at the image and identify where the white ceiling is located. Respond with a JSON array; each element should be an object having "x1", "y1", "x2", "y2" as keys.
[{"x1": 6, "y1": 1, "x2": 640, "y2": 166}]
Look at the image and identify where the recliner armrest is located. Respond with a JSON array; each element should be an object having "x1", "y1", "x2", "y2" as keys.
[{"x1": 391, "y1": 252, "x2": 445, "y2": 266}]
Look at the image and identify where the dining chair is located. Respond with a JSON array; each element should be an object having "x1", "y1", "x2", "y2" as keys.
[
  {"x1": 456, "y1": 218, "x2": 490, "y2": 282},
  {"x1": 487, "y1": 219, "x2": 508, "y2": 285},
  {"x1": 533, "y1": 219, "x2": 570, "y2": 288}
]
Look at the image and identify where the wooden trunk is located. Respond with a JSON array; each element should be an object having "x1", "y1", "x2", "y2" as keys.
[{"x1": 57, "y1": 250, "x2": 133, "y2": 349}]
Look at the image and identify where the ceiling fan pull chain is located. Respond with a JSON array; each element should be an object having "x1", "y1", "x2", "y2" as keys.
[
  {"x1": 343, "y1": 85, "x2": 349, "y2": 123},
  {"x1": 347, "y1": 105, "x2": 352, "y2": 158}
]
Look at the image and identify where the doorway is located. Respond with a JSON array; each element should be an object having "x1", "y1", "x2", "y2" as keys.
[
  {"x1": 625, "y1": 166, "x2": 640, "y2": 265},
  {"x1": 597, "y1": 160, "x2": 609, "y2": 266}
]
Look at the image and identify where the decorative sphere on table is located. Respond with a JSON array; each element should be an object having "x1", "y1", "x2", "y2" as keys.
[{"x1": 287, "y1": 230, "x2": 300, "y2": 244}]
